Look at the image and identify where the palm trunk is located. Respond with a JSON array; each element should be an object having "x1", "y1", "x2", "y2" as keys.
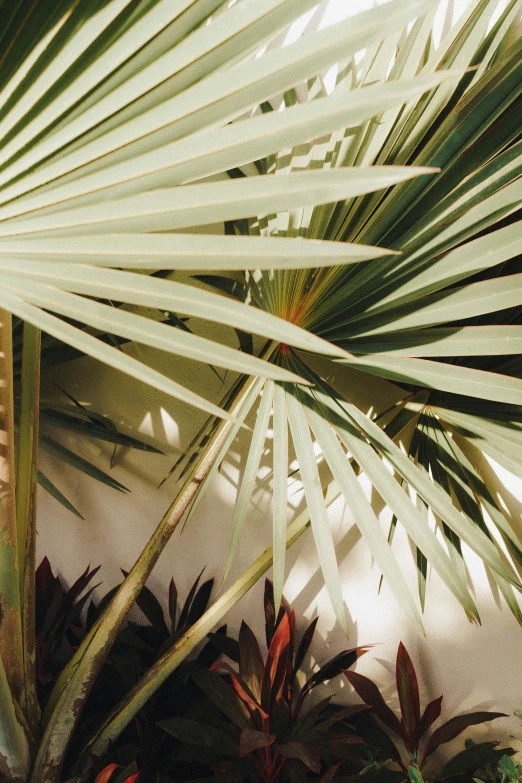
[
  {"x1": 76, "y1": 492, "x2": 325, "y2": 776},
  {"x1": 0, "y1": 310, "x2": 31, "y2": 781},
  {"x1": 0, "y1": 311, "x2": 25, "y2": 703},
  {"x1": 16, "y1": 323, "x2": 42, "y2": 735},
  {"x1": 0, "y1": 656, "x2": 31, "y2": 783}
]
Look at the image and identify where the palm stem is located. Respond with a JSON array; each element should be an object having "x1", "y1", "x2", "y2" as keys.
[
  {"x1": 0, "y1": 653, "x2": 30, "y2": 783},
  {"x1": 16, "y1": 323, "x2": 41, "y2": 733},
  {"x1": 32, "y1": 372, "x2": 260, "y2": 783},
  {"x1": 0, "y1": 309, "x2": 25, "y2": 704},
  {"x1": 75, "y1": 484, "x2": 341, "y2": 779}
]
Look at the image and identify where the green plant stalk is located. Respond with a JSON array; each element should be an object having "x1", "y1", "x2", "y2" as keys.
[
  {"x1": 0, "y1": 309, "x2": 25, "y2": 706},
  {"x1": 76, "y1": 483, "x2": 341, "y2": 779},
  {"x1": 0, "y1": 653, "x2": 30, "y2": 783},
  {"x1": 32, "y1": 372, "x2": 262, "y2": 783},
  {"x1": 16, "y1": 323, "x2": 41, "y2": 733}
]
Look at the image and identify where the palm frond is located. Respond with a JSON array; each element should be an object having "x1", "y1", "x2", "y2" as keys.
[
  {"x1": 0, "y1": 0, "x2": 438, "y2": 420},
  {"x1": 185, "y1": 2, "x2": 522, "y2": 625}
]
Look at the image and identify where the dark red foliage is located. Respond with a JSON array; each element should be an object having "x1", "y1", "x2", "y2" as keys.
[
  {"x1": 160, "y1": 579, "x2": 369, "y2": 783},
  {"x1": 343, "y1": 642, "x2": 507, "y2": 775},
  {"x1": 35, "y1": 556, "x2": 100, "y2": 687}
]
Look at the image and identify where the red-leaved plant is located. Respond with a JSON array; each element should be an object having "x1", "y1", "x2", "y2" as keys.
[
  {"x1": 344, "y1": 643, "x2": 508, "y2": 782},
  {"x1": 159, "y1": 580, "x2": 369, "y2": 782},
  {"x1": 93, "y1": 762, "x2": 139, "y2": 783},
  {"x1": 35, "y1": 557, "x2": 100, "y2": 690}
]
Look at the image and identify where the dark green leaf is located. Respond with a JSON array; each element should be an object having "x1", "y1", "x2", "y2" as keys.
[
  {"x1": 37, "y1": 470, "x2": 84, "y2": 519},
  {"x1": 238, "y1": 622, "x2": 264, "y2": 703},
  {"x1": 278, "y1": 741, "x2": 321, "y2": 773},
  {"x1": 158, "y1": 717, "x2": 238, "y2": 756},
  {"x1": 292, "y1": 617, "x2": 318, "y2": 679},
  {"x1": 206, "y1": 631, "x2": 240, "y2": 664},
  {"x1": 191, "y1": 666, "x2": 251, "y2": 730},
  {"x1": 413, "y1": 696, "x2": 443, "y2": 749},
  {"x1": 441, "y1": 743, "x2": 512, "y2": 778},
  {"x1": 239, "y1": 728, "x2": 275, "y2": 757},
  {"x1": 305, "y1": 647, "x2": 369, "y2": 694},
  {"x1": 120, "y1": 570, "x2": 169, "y2": 638},
  {"x1": 344, "y1": 671, "x2": 404, "y2": 738},
  {"x1": 424, "y1": 713, "x2": 507, "y2": 759}
]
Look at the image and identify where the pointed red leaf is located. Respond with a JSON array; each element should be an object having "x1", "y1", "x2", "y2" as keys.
[
  {"x1": 121, "y1": 569, "x2": 168, "y2": 637},
  {"x1": 114, "y1": 762, "x2": 138, "y2": 783},
  {"x1": 69, "y1": 564, "x2": 101, "y2": 605},
  {"x1": 95, "y1": 765, "x2": 120, "y2": 783},
  {"x1": 191, "y1": 666, "x2": 251, "y2": 728},
  {"x1": 123, "y1": 775, "x2": 139, "y2": 783},
  {"x1": 261, "y1": 611, "x2": 291, "y2": 712},
  {"x1": 178, "y1": 569, "x2": 205, "y2": 629},
  {"x1": 326, "y1": 732, "x2": 366, "y2": 745},
  {"x1": 211, "y1": 661, "x2": 267, "y2": 719},
  {"x1": 413, "y1": 696, "x2": 443, "y2": 751},
  {"x1": 184, "y1": 578, "x2": 214, "y2": 628},
  {"x1": 287, "y1": 609, "x2": 296, "y2": 681},
  {"x1": 396, "y1": 643, "x2": 421, "y2": 747},
  {"x1": 422, "y1": 712, "x2": 507, "y2": 762},
  {"x1": 344, "y1": 670, "x2": 404, "y2": 738},
  {"x1": 311, "y1": 705, "x2": 370, "y2": 738}
]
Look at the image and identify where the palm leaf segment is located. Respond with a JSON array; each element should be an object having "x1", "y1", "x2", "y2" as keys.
[
  {"x1": 0, "y1": 0, "x2": 443, "y2": 422},
  {"x1": 186, "y1": 0, "x2": 522, "y2": 630}
]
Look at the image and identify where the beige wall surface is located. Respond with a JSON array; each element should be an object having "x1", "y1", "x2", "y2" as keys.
[{"x1": 37, "y1": 339, "x2": 522, "y2": 767}]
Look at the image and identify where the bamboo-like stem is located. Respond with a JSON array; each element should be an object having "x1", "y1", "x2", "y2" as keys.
[
  {"x1": 16, "y1": 323, "x2": 41, "y2": 734},
  {"x1": 32, "y1": 373, "x2": 261, "y2": 783},
  {"x1": 0, "y1": 310, "x2": 24, "y2": 705},
  {"x1": 0, "y1": 653, "x2": 30, "y2": 783},
  {"x1": 75, "y1": 484, "x2": 341, "y2": 780}
]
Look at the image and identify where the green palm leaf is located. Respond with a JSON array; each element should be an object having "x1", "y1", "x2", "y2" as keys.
[
  {"x1": 178, "y1": 2, "x2": 522, "y2": 627},
  {"x1": 0, "y1": 0, "x2": 438, "y2": 423}
]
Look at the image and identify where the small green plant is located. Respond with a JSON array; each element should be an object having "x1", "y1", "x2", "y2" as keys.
[
  {"x1": 497, "y1": 755, "x2": 522, "y2": 783},
  {"x1": 473, "y1": 752, "x2": 522, "y2": 783}
]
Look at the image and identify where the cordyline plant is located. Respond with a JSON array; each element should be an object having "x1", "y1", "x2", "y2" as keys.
[
  {"x1": 159, "y1": 580, "x2": 369, "y2": 783},
  {"x1": 33, "y1": 559, "x2": 222, "y2": 781},
  {"x1": 92, "y1": 764, "x2": 139, "y2": 783},
  {"x1": 0, "y1": 0, "x2": 521, "y2": 781},
  {"x1": 344, "y1": 643, "x2": 511, "y2": 783}
]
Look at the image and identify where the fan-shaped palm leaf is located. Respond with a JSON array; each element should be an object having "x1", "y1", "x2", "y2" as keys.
[
  {"x1": 0, "y1": 0, "x2": 440, "y2": 423},
  {"x1": 178, "y1": 0, "x2": 522, "y2": 627}
]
